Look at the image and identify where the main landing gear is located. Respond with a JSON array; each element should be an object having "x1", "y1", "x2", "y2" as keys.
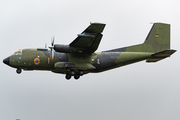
[
  {"x1": 16, "y1": 68, "x2": 22, "y2": 74},
  {"x1": 65, "y1": 74, "x2": 71, "y2": 80},
  {"x1": 65, "y1": 70, "x2": 84, "y2": 80}
]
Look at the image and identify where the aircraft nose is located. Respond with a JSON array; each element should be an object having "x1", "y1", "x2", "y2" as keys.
[{"x1": 3, "y1": 57, "x2": 10, "y2": 66}]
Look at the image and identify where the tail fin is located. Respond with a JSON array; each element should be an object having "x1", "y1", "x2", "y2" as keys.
[
  {"x1": 124, "y1": 23, "x2": 176, "y2": 62},
  {"x1": 105, "y1": 23, "x2": 171, "y2": 53},
  {"x1": 104, "y1": 23, "x2": 176, "y2": 62},
  {"x1": 143, "y1": 23, "x2": 170, "y2": 52}
]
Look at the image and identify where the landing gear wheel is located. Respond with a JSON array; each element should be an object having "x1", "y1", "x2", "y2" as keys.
[
  {"x1": 74, "y1": 74, "x2": 80, "y2": 80},
  {"x1": 16, "y1": 68, "x2": 22, "y2": 74},
  {"x1": 65, "y1": 74, "x2": 71, "y2": 80}
]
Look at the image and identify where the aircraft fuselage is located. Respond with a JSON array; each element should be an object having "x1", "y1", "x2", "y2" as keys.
[{"x1": 4, "y1": 48, "x2": 153, "y2": 74}]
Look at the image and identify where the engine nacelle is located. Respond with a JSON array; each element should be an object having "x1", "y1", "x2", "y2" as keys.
[{"x1": 54, "y1": 44, "x2": 73, "y2": 53}]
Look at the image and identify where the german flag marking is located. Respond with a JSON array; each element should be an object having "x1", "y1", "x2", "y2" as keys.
[{"x1": 155, "y1": 34, "x2": 159, "y2": 37}]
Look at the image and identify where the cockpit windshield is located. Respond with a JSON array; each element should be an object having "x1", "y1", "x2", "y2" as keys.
[{"x1": 13, "y1": 49, "x2": 22, "y2": 55}]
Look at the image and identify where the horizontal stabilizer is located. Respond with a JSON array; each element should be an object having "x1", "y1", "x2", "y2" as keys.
[{"x1": 146, "y1": 49, "x2": 176, "y2": 62}]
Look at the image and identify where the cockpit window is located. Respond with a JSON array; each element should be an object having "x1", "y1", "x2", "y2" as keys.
[{"x1": 13, "y1": 49, "x2": 22, "y2": 55}]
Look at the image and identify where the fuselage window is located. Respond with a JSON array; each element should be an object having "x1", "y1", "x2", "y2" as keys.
[{"x1": 18, "y1": 52, "x2": 22, "y2": 55}]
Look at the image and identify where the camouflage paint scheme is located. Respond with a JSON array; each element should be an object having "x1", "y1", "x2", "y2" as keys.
[{"x1": 3, "y1": 23, "x2": 176, "y2": 79}]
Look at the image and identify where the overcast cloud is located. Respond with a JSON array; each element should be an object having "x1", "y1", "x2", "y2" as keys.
[{"x1": 0, "y1": 0, "x2": 180, "y2": 120}]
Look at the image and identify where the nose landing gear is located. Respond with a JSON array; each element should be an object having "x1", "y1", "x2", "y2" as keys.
[{"x1": 16, "y1": 68, "x2": 22, "y2": 74}]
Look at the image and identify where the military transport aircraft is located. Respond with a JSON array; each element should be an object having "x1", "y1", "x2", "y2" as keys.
[{"x1": 3, "y1": 23, "x2": 176, "y2": 80}]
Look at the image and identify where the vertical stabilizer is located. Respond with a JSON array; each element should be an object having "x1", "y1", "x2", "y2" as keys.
[{"x1": 143, "y1": 23, "x2": 170, "y2": 52}]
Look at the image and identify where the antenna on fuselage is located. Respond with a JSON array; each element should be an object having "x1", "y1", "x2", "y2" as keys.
[{"x1": 45, "y1": 43, "x2": 47, "y2": 49}]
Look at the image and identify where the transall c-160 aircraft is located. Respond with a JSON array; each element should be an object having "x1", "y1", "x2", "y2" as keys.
[{"x1": 3, "y1": 23, "x2": 176, "y2": 80}]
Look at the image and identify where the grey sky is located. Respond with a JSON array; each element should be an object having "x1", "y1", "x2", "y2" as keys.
[{"x1": 0, "y1": 0, "x2": 180, "y2": 120}]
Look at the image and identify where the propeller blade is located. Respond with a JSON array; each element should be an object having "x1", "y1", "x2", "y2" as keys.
[
  {"x1": 52, "y1": 49, "x2": 54, "y2": 59},
  {"x1": 51, "y1": 36, "x2": 54, "y2": 46},
  {"x1": 50, "y1": 49, "x2": 54, "y2": 59},
  {"x1": 49, "y1": 36, "x2": 55, "y2": 60},
  {"x1": 50, "y1": 50, "x2": 54, "y2": 59}
]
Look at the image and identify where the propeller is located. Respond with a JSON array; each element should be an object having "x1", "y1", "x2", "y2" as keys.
[{"x1": 49, "y1": 36, "x2": 55, "y2": 59}]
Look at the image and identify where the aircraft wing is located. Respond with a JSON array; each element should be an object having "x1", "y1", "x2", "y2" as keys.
[{"x1": 69, "y1": 23, "x2": 106, "y2": 53}]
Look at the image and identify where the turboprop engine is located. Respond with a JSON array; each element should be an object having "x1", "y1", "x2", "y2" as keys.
[{"x1": 54, "y1": 44, "x2": 73, "y2": 53}]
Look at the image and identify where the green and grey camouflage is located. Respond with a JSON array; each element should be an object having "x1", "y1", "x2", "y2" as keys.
[{"x1": 3, "y1": 23, "x2": 176, "y2": 80}]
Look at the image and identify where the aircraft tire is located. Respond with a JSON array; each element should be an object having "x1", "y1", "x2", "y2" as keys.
[
  {"x1": 65, "y1": 74, "x2": 71, "y2": 80},
  {"x1": 16, "y1": 68, "x2": 22, "y2": 74},
  {"x1": 74, "y1": 74, "x2": 80, "y2": 80}
]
